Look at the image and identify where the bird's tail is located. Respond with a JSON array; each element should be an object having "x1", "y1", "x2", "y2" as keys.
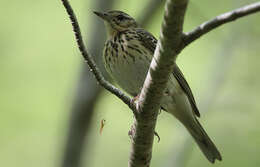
[{"x1": 186, "y1": 118, "x2": 222, "y2": 163}]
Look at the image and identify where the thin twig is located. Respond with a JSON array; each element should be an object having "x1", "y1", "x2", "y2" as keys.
[
  {"x1": 61, "y1": 0, "x2": 115, "y2": 167},
  {"x1": 128, "y1": 0, "x2": 189, "y2": 166},
  {"x1": 182, "y1": 2, "x2": 260, "y2": 48},
  {"x1": 60, "y1": 0, "x2": 136, "y2": 113}
]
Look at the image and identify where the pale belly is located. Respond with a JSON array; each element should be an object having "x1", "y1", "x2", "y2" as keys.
[
  {"x1": 104, "y1": 33, "x2": 152, "y2": 96},
  {"x1": 103, "y1": 31, "x2": 197, "y2": 125},
  {"x1": 106, "y1": 54, "x2": 150, "y2": 96}
]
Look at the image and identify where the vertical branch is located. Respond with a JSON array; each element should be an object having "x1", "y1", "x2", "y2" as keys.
[
  {"x1": 163, "y1": 1, "x2": 260, "y2": 166},
  {"x1": 61, "y1": 1, "x2": 167, "y2": 167},
  {"x1": 128, "y1": 0, "x2": 189, "y2": 167}
]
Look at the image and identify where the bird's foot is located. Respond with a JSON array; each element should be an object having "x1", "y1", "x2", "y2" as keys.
[
  {"x1": 130, "y1": 94, "x2": 140, "y2": 104},
  {"x1": 154, "y1": 131, "x2": 160, "y2": 143},
  {"x1": 159, "y1": 108, "x2": 162, "y2": 115}
]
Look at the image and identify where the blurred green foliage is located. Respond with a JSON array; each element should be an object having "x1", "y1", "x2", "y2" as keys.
[{"x1": 0, "y1": 0, "x2": 259, "y2": 167}]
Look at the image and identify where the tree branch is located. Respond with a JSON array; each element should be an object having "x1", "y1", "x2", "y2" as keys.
[
  {"x1": 60, "y1": 0, "x2": 136, "y2": 113},
  {"x1": 128, "y1": 0, "x2": 188, "y2": 166},
  {"x1": 61, "y1": 0, "x2": 115, "y2": 167},
  {"x1": 182, "y1": 2, "x2": 260, "y2": 48}
]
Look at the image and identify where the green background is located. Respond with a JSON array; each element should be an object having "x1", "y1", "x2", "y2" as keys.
[{"x1": 0, "y1": 0, "x2": 260, "y2": 166}]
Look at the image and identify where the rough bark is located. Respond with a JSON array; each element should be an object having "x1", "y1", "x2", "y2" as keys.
[
  {"x1": 61, "y1": 1, "x2": 165, "y2": 167},
  {"x1": 128, "y1": 0, "x2": 189, "y2": 166}
]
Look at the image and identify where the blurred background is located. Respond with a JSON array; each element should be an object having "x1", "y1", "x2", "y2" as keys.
[{"x1": 0, "y1": 0, "x2": 260, "y2": 167}]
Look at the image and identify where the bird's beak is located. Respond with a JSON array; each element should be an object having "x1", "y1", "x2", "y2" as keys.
[{"x1": 93, "y1": 11, "x2": 109, "y2": 21}]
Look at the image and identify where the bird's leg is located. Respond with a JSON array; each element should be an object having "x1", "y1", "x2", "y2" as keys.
[
  {"x1": 130, "y1": 94, "x2": 140, "y2": 104},
  {"x1": 131, "y1": 94, "x2": 143, "y2": 114},
  {"x1": 154, "y1": 131, "x2": 160, "y2": 143},
  {"x1": 159, "y1": 108, "x2": 163, "y2": 115}
]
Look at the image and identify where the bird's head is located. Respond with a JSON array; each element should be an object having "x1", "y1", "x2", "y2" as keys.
[{"x1": 93, "y1": 10, "x2": 138, "y2": 37}]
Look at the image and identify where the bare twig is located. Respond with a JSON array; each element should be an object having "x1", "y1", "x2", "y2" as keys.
[
  {"x1": 60, "y1": 0, "x2": 136, "y2": 112},
  {"x1": 182, "y1": 2, "x2": 260, "y2": 48},
  {"x1": 128, "y1": 0, "x2": 189, "y2": 166},
  {"x1": 61, "y1": 0, "x2": 115, "y2": 167}
]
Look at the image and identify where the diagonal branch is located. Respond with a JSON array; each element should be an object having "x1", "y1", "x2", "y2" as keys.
[
  {"x1": 61, "y1": 0, "x2": 116, "y2": 167},
  {"x1": 128, "y1": 0, "x2": 189, "y2": 166},
  {"x1": 182, "y1": 1, "x2": 260, "y2": 48},
  {"x1": 60, "y1": 0, "x2": 136, "y2": 113}
]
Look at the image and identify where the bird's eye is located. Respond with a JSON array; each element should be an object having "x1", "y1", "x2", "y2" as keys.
[{"x1": 116, "y1": 15, "x2": 125, "y2": 21}]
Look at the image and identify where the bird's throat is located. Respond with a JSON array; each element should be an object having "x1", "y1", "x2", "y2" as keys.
[{"x1": 104, "y1": 22, "x2": 118, "y2": 38}]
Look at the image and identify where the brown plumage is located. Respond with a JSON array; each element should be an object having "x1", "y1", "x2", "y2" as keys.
[{"x1": 94, "y1": 10, "x2": 222, "y2": 163}]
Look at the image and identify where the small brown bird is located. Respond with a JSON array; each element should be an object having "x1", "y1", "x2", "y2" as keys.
[{"x1": 94, "y1": 10, "x2": 222, "y2": 163}]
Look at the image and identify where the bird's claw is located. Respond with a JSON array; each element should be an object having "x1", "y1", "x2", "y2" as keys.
[
  {"x1": 154, "y1": 131, "x2": 160, "y2": 143},
  {"x1": 130, "y1": 94, "x2": 140, "y2": 104}
]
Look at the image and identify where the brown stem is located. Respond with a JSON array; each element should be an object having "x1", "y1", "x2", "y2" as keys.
[
  {"x1": 60, "y1": 0, "x2": 135, "y2": 112},
  {"x1": 128, "y1": 0, "x2": 189, "y2": 166},
  {"x1": 60, "y1": 0, "x2": 116, "y2": 167}
]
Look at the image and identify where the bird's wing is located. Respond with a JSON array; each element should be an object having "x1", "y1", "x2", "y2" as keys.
[
  {"x1": 172, "y1": 65, "x2": 200, "y2": 117},
  {"x1": 136, "y1": 28, "x2": 157, "y2": 55},
  {"x1": 136, "y1": 28, "x2": 200, "y2": 117}
]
